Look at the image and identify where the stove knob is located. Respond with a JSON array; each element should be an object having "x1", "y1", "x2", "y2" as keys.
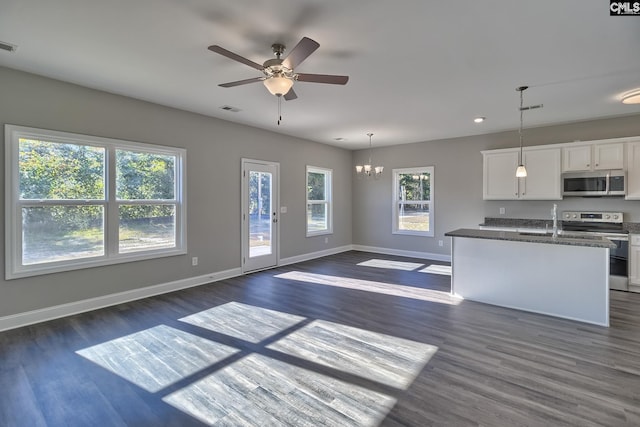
[
  {"x1": 564, "y1": 213, "x2": 570, "y2": 219},
  {"x1": 573, "y1": 214, "x2": 578, "y2": 219},
  {"x1": 605, "y1": 214, "x2": 610, "y2": 220},
  {"x1": 613, "y1": 214, "x2": 619, "y2": 220}
]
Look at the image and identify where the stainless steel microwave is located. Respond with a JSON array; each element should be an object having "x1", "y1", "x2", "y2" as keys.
[{"x1": 562, "y1": 170, "x2": 626, "y2": 197}]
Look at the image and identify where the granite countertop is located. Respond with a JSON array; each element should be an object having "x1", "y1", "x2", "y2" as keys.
[
  {"x1": 481, "y1": 217, "x2": 640, "y2": 234},
  {"x1": 445, "y1": 228, "x2": 617, "y2": 249}
]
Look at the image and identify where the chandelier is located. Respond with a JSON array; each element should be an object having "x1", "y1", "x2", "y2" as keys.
[{"x1": 355, "y1": 133, "x2": 383, "y2": 178}]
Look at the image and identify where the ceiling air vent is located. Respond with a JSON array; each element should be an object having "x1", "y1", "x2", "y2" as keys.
[
  {"x1": 220, "y1": 105, "x2": 241, "y2": 113},
  {"x1": 0, "y1": 41, "x2": 18, "y2": 53}
]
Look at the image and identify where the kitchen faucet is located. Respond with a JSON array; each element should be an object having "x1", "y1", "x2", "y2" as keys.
[{"x1": 552, "y1": 203, "x2": 558, "y2": 237}]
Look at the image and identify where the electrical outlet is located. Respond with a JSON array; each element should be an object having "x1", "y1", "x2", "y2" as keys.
[
  {"x1": 499, "y1": 207, "x2": 506, "y2": 215},
  {"x1": 324, "y1": 237, "x2": 329, "y2": 244},
  {"x1": 438, "y1": 240, "x2": 443, "y2": 247},
  {"x1": 191, "y1": 257, "x2": 198, "y2": 266}
]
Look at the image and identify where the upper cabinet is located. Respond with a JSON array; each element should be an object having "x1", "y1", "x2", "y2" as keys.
[
  {"x1": 520, "y1": 148, "x2": 562, "y2": 200},
  {"x1": 483, "y1": 150, "x2": 519, "y2": 200},
  {"x1": 483, "y1": 148, "x2": 561, "y2": 200},
  {"x1": 483, "y1": 137, "x2": 640, "y2": 201},
  {"x1": 562, "y1": 143, "x2": 625, "y2": 172}
]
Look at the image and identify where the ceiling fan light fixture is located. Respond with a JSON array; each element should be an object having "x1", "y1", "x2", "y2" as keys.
[
  {"x1": 622, "y1": 89, "x2": 640, "y2": 105},
  {"x1": 263, "y1": 76, "x2": 294, "y2": 96}
]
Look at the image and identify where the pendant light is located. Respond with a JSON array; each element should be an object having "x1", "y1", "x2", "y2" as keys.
[
  {"x1": 515, "y1": 86, "x2": 528, "y2": 178},
  {"x1": 355, "y1": 133, "x2": 383, "y2": 178}
]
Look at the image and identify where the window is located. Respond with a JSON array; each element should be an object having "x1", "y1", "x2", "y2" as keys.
[
  {"x1": 306, "y1": 166, "x2": 332, "y2": 236},
  {"x1": 392, "y1": 167, "x2": 434, "y2": 236},
  {"x1": 5, "y1": 125, "x2": 186, "y2": 279}
]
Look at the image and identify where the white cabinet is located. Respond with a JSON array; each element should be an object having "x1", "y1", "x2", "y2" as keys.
[
  {"x1": 519, "y1": 148, "x2": 562, "y2": 200},
  {"x1": 626, "y1": 141, "x2": 640, "y2": 199},
  {"x1": 483, "y1": 150, "x2": 519, "y2": 200},
  {"x1": 629, "y1": 235, "x2": 640, "y2": 291},
  {"x1": 483, "y1": 148, "x2": 561, "y2": 200},
  {"x1": 562, "y1": 143, "x2": 625, "y2": 172}
]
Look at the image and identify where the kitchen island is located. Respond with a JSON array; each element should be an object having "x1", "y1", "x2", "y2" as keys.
[{"x1": 445, "y1": 228, "x2": 616, "y2": 326}]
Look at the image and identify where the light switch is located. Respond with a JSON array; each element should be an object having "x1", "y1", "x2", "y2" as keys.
[{"x1": 280, "y1": 206, "x2": 287, "y2": 214}]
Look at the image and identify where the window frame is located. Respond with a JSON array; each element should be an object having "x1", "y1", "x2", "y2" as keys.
[
  {"x1": 305, "y1": 165, "x2": 333, "y2": 237},
  {"x1": 5, "y1": 124, "x2": 187, "y2": 279},
  {"x1": 392, "y1": 166, "x2": 434, "y2": 237}
]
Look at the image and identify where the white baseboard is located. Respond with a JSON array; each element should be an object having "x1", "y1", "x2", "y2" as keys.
[
  {"x1": 0, "y1": 245, "x2": 448, "y2": 332},
  {"x1": 352, "y1": 245, "x2": 451, "y2": 263},
  {"x1": 0, "y1": 267, "x2": 242, "y2": 332},
  {"x1": 279, "y1": 245, "x2": 353, "y2": 266}
]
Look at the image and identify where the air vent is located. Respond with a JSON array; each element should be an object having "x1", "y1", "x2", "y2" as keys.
[
  {"x1": 220, "y1": 105, "x2": 241, "y2": 112},
  {"x1": 0, "y1": 41, "x2": 18, "y2": 53}
]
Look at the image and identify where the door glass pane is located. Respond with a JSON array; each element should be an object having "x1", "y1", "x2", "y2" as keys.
[
  {"x1": 119, "y1": 205, "x2": 176, "y2": 253},
  {"x1": 22, "y1": 206, "x2": 104, "y2": 264},
  {"x1": 397, "y1": 203, "x2": 430, "y2": 232},
  {"x1": 249, "y1": 171, "x2": 272, "y2": 258}
]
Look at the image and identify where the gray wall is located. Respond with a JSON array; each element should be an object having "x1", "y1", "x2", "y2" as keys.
[
  {"x1": 352, "y1": 114, "x2": 640, "y2": 256},
  {"x1": 0, "y1": 67, "x2": 352, "y2": 317}
]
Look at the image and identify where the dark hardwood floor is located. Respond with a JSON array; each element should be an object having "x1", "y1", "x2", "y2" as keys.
[{"x1": 2, "y1": 251, "x2": 640, "y2": 426}]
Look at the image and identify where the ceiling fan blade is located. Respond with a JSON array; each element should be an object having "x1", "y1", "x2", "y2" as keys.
[
  {"x1": 208, "y1": 45, "x2": 264, "y2": 71},
  {"x1": 219, "y1": 77, "x2": 264, "y2": 88},
  {"x1": 282, "y1": 37, "x2": 320, "y2": 70},
  {"x1": 284, "y1": 88, "x2": 298, "y2": 101},
  {"x1": 296, "y1": 73, "x2": 349, "y2": 85}
]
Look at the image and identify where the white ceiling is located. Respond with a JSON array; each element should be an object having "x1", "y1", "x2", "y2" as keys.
[{"x1": 1, "y1": 0, "x2": 639, "y2": 150}]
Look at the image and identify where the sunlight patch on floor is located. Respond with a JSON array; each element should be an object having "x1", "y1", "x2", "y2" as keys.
[
  {"x1": 179, "y1": 301, "x2": 306, "y2": 343},
  {"x1": 418, "y1": 264, "x2": 452, "y2": 276},
  {"x1": 163, "y1": 353, "x2": 396, "y2": 427},
  {"x1": 76, "y1": 324, "x2": 239, "y2": 392},
  {"x1": 77, "y1": 301, "x2": 438, "y2": 425},
  {"x1": 357, "y1": 258, "x2": 425, "y2": 271},
  {"x1": 274, "y1": 271, "x2": 460, "y2": 305},
  {"x1": 268, "y1": 319, "x2": 438, "y2": 390}
]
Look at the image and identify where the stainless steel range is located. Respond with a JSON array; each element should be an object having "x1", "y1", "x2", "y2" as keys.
[{"x1": 561, "y1": 211, "x2": 628, "y2": 291}]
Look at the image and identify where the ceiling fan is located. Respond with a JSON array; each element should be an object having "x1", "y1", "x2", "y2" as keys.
[{"x1": 208, "y1": 37, "x2": 349, "y2": 100}]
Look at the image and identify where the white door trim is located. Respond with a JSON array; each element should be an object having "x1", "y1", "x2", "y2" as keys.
[{"x1": 241, "y1": 158, "x2": 280, "y2": 273}]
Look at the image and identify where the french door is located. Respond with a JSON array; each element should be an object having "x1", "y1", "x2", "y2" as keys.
[{"x1": 241, "y1": 159, "x2": 279, "y2": 272}]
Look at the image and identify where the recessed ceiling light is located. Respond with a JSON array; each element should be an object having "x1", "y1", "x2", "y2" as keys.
[
  {"x1": 622, "y1": 89, "x2": 640, "y2": 105},
  {"x1": 474, "y1": 117, "x2": 486, "y2": 123},
  {"x1": 333, "y1": 137, "x2": 345, "y2": 141}
]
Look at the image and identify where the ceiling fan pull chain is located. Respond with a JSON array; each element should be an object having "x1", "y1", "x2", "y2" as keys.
[{"x1": 277, "y1": 95, "x2": 282, "y2": 125}]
